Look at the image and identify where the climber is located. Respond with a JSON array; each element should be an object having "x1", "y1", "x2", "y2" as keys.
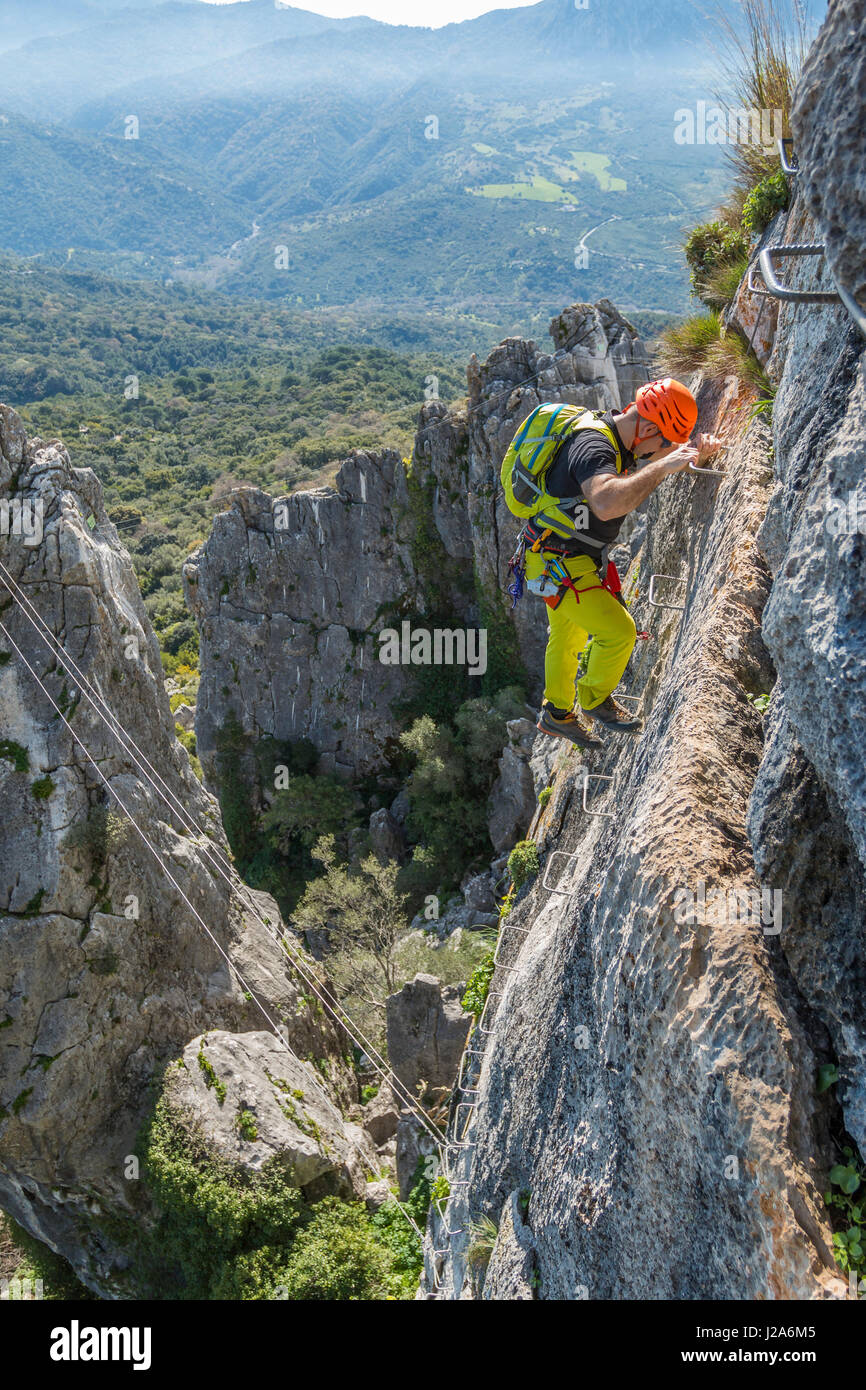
[{"x1": 501, "y1": 378, "x2": 724, "y2": 747}]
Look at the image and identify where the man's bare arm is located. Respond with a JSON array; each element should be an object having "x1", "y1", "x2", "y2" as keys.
[
  {"x1": 583, "y1": 448, "x2": 696, "y2": 521},
  {"x1": 583, "y1": 435, "x2": 724, "y2": 520}
]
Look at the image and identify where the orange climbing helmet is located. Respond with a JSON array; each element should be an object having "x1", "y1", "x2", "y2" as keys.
[{"x1": 634, "y1": 378, "x2": 698, "y2": 445}]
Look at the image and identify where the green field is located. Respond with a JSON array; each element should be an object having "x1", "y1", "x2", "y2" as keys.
[
  {"x1": 465, "y1": 176, "x2": 579, "y2": 204},
  {"x1": 571, "y1": 151, "x2": 628, "y2": 192}
]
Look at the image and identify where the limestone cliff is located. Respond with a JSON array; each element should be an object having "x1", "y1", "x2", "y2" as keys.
[{"x1": 0, "y1": 419, "x2": 366, "y2": 1295}]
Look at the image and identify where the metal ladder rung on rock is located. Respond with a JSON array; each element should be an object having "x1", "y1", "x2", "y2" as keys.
[
  {"x1": 453, "y1": 1099, "x2": 478, "y2": 1135},
  {"x1": 648, "y1": 574, "x2": 687, "y2": 612},
  {"x1": 542, "y1": 847, "x2": 582, "y2": 896},
  {"x1": 457, "y1": 1046, "x2": 485, "y2": 1092},
  {"x1": 478, "y1": 990, "x2": 504, "y2": 1036},
  {"x1": 766, "y1": 141, "x2": 866, "y2": 337},
  {"x1": 582, "y1": 771, "x2": 614, "y2": 819},
  {"x1": 748, "y1": 244, "x2": 841, "y2": 305},
  {"x1": 778, "y1": 136, "x2": 799, "y2": 176},
  {"x1": 688, "y1": 459, "x2": 726, "y2": 479},
  {"x1": 492, "y1": 922, "x2": 529, "y2": 972}
]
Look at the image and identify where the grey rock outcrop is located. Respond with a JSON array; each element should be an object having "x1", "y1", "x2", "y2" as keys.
[
  {"x1": 487, "y1": 719, "x2": 539, "y2": 853},
  {"x1": 792, "y1": 0, "x2": 866, "y2": 304},
  {"x1": 360, "y1": 1080, "x2": 401, "y2": 1148},
  {"x1": 368, "y1": 806, "x2": 406, "y2": 864},
  {"x1": 386, "y1": 973, "x2": 472, "y2": 1103},
  {"x1": 0, "y1": 416, "x2": 356, "y2": 1295},
  {"x1": 461, "y1": 871, "x2": 497, "y2": 914},
  {"x1": 169, "y1": 1031, "x2": 370, "y2": 1196}
]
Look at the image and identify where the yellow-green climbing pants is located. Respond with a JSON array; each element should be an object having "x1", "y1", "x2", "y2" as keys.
[{"x1": 525, "y1": 549, "x2": 636, "y2": 711}]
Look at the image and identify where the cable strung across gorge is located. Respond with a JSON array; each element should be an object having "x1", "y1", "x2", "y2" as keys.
[
  {"x1": 0, "y1": 558, "x2": 445, "y2": 1148},
  {"x1": 0, "y1": 602, "x2": 425, "y2": 1238}
]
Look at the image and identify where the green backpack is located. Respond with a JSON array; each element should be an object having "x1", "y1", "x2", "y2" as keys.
[{"x1": 500, "y1": 402, "x2": 624, "y2": 539}]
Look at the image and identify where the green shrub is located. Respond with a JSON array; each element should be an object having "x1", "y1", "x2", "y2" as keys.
[
  {"x1": 683, "y1": 222, "x2": 749, "y2": 307},
  {"x1": 175, "y1": 723, "x2": 196, "y2": 756},
  {"x1": 398, "y1": 687, "x2": 527, "y2": 898},
  {"x1": 235, "y1": 1110, "x2": 259, "y2": 1142},
  {"x1": 657, "y1": 312, "x2": 723, "y2": 376},
  {"x1": 742, "y1": 169, "x2": 789, "y2": 237},
  {"x1": 824, "y1": 1147, "x2": 865, "y2": 1289},
  {"x1": 658, "y1": 313, "x2": 772, "y2": 400},
  {"x1": 466, "y1": 1215, "x2": 499, "y2": 1274},
  {"x1": 197, "y1": 1041, "x2": 226, "y2": 1105},
  {"x1": 697, "y1": 254, "x2": 750, "y2": 310},
  {"x1": 2, "y1": 1216, "x2": 95, "y2": 1300},
  {"x1": 215, "y1": 717, "x2": 359, "y2": 914},
  {"x1": 538, "y1": 786, "x2": 552, "y2": 808},
  {"x1": 507, "y1": 839, "x2": 539, "y2": 889},
  {"x1": 31, "y1": 774, "x2": 55, "y2": 800},
  {"x1": 135, "y1": 1089, "x2": 420, "y2": 1300},
  {"x1": 64, "y1": 805, "x2": 128, "y2": 865},
  {"x1": 0, "y1": 739, "x2": 29, "y2": 773},
  {"x1": 462, "y1": 949, "x2": 495, "y2": 1019}
]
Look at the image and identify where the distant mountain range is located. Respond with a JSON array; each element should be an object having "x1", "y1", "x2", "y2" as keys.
[{"x1": 0, "y1": 0, "x2": 824, "y2": 318}]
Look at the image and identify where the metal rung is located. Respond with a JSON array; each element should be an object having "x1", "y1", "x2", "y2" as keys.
[
  {"x1": 445, "y1": 1131, "x2": 476, "y2": 1150},
  {"x1": 492, "y1": 931, "x2": 521, "y2": 973},
  {"x1": 747, "y1": 264, "x2": 775, "y2": 300},
  {"x1": 453, "y1": 1102, "x2": 477, "y2": 1141},
  {"x1": 688, "y1": 459, "x2": 725, "y2": 479},
  {"x1": 648, "y1": 574, "x2": 686, "y2": 612},
  {"x1": 478, "y1": 991, "x2": 503, "y2": 1036},
  {"x1": 582, "y1": 772, "x2": 614, "y2": 818},
  {"x1": 757, "y1": 245, "x2": 841, "y2": 305},
  {"x1": 457, "y1": 1048, "x2": 483, "y2": 1091},
  {"x1": 444, "y1": 1144, "x2": 474, "y2": 1176},
  {"x1": 616, "y1": 693, "x2": 642, "y2": 709},
  {"x1": 457, "y1": 1071, "x2": 480, "y2": 1096},
  {"x1": 542, "y1": 847, "x2": 580, "y2": 896},
  {"x1": 778, "y1": 137, "x2": 798, "y2": 175},
  {"x1": 433, "y1": 1204, "x2": 466, "y2": 1239}
]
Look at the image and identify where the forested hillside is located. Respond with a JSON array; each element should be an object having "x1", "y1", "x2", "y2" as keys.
[{"x1": 0, "y1": 0, "x2": 746, "y2": 314}]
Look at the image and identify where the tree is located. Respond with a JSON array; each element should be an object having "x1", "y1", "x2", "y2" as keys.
[{"x1": 293, "y1": 836, "x2": 411, "y2": 1003}]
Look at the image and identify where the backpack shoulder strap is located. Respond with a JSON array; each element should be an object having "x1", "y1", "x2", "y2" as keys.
[{"x1": 567, "y1": 413, "x2": 626, "y2": 474}]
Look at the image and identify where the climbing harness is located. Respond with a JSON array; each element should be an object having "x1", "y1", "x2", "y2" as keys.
[{"x1": 525, "y1": 541, "x2": 650, "y2": 639}]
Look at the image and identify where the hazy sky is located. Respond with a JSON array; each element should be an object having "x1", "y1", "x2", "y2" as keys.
[{"x1": 202, "y1": 0, "x2": 539, "y2": 26}]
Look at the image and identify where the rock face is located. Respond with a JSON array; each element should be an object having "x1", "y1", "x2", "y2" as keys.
[
  {"x1": 0, "y1": 417, "x2": 356, "y2": 1295},
  {"x1": 427, "y1": 373, "x2": 849, "y2": 1298},
  {"x1": 168, "y1": 1031, "x2": 372, "y2": 1196},
  {"x1": 185, "y1": 303, "x2": 650, "y2": 785},
  {"x1": 425, "y1": 5, "x2": 866, "y2": 1303},
  {"x1": 792, "y1": 0, "x2": 866, "y2": 304},
  {"x1": 386, "y1": 973, "x2": 472, "y2": 1103}
]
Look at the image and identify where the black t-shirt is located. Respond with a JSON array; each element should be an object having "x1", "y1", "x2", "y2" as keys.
[{"x1": 544, "y1": 411, "x2": 634, "y2": 544}]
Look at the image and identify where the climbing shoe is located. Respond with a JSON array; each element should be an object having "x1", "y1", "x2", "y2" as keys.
[
  {"x1": 536, "y1": 703, "x2": 603, "y2": 749},
  {"x1": 581, "y1": 695, "x2": 643, "y2": 734}
]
